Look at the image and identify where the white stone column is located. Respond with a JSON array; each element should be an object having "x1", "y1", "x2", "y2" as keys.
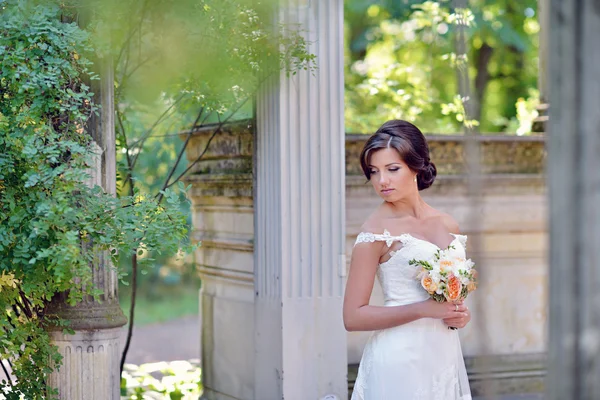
[
  {"x1": 46, "y1": 59, "x2": 126, "y2": 399},
  {"x1": 546, "y1": 0, "x2": 600, "y2": 398},
  {"x1": 254, "y1": 1, "x2": 347, "y2": 399}
]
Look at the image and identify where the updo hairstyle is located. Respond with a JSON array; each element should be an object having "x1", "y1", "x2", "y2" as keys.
[{"x1": 359, "y1": 120, "x2": 437, "y2": 191}]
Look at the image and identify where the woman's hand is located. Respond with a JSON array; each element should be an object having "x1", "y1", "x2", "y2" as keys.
[
  {"x1": 418, "y1": 299, "x2": 467, "y2": 320},
  {"x1": 442, "y1": 303, "x2": 471, "y2": 329}
]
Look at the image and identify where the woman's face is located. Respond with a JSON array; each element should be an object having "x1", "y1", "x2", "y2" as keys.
[{"x1": 368, "y1": 148, "x2": 417, "y2": 201}]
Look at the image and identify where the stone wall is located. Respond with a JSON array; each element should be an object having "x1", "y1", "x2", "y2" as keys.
[{"x1": 186, "y1": 124, "x2": 547, "y2": 398}]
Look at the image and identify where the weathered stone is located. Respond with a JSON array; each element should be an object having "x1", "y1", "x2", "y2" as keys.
[
  {"x1": 46, "y1": 59, "x2": 126, "y2": 400},
  {"x1": 347, "y1": 134, "x2": 546, "y2": 176},
  {"x1": 47, "y1": 328, "x2": 123, "y2": 400}
]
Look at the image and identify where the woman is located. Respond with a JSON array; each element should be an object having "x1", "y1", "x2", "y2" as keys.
[{"x1": 344, "y1": 120, "x2": 472, "y2": 400}]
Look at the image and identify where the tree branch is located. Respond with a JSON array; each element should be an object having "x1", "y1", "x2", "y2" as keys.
[
  {"x1": 473, "y1": 41, "x2": 494, "y2": 124},
  {"x1": 117, "y1": 55, "x2": 154, "y2": 97},
  {"x1": 129, "y1": 93, "x2": 186, "y2": 170},
  {"x1": 155, "y1": 107, "x2": 205, "y2": 203},
  {"x1": 0, "y1": 326, "x2": 14, "y2": 386},
  {"x1": 119, "y1": 253, "x2": 138, "y2": 374},
  {"x1": 164, "y1": 96, "x2": 251, "y2": 191},
  {"x1": 116, "y1": 111, "x2": 135, "y2": 192},
  {"x1": 0, "y1": 356, "x2": 12, "y2": 386}
]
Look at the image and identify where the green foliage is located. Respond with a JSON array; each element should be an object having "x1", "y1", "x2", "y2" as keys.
[
  {"x1": 344, "y1": 0, "x2": 539, "y2": 133},
  {"x1": 344, "y1": 1, "x2": 458, "y2": 132},
  {"x1": 68, "y1": 0, "x2": 317, "y2": 209},
  {"x1": 120, "y1": 361, "x2": 202, "y2": 399},
  {"x1": 503, "y1": 88, "x2": 540, "y2": 135},
  {"x1": 89, "y1": 0, "x2": 316, "y2": 287},
  {"x1": 0, "y1": 2, "x2": 96, "y2": 396},
  {"x1": 0, "y1": 1, "x2": 193, "y2": 397},
  {"x1": 441, "y1": 95, "x2": 480, "y2": 129},
  {"x1": 79, "y1": 0, "x2": 316, "y2": 113}
]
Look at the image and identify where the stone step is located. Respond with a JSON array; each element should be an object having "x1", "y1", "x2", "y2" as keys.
[{"x1": 473, "y1": 394, "x2": 545, "y2": 400}]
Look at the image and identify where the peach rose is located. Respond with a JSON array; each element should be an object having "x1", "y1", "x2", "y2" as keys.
[
  {"x1": 444, "y1": 274, "x2": 463, "y2": 302},
  {"x1": 429, "y1": 282, "x2": 438, "y2": 293},
  {"x1": 467, "y1": 281, "x2": 477, "y2": 292},
  {"x1": 439, "y1": 259, "x2": 454, "y2": 272},
  {"x1": 421, "y1": 275, "x2": 436, "y2": 294}
]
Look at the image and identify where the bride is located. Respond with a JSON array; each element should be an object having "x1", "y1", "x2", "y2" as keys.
[{"x1": 343, "y1": 120, "x2": 473, "y2": 400}]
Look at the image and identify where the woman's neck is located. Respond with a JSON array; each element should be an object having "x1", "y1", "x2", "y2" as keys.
[{"x1": 385, "y1": 192, "x2": 428, "y2": 219}]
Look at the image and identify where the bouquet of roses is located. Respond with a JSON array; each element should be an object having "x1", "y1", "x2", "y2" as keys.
[{"x1": 409, "y1": 246, "x2": 477, "y2": 317}]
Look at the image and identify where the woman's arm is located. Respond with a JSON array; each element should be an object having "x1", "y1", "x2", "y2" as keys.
[{"x1": 342, "y1": 239, "x2": 460, "y2": 332}]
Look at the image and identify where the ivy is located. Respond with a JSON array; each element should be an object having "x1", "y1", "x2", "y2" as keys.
[{"x1": 0, "y1": 1, "x2": 193, "y2": 398}]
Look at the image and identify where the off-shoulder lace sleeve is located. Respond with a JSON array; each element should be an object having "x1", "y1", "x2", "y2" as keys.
[
  {"x1": 354, "y1": 230, "x2": 405, "y2": 247},
  {"x1": 354, "y1": 232, "x2": 379, "y2": 245}
]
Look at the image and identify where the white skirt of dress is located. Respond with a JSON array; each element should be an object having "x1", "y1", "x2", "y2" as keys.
[{"x1": 351, "y1": 317, "x2": 472, "y2": 400}]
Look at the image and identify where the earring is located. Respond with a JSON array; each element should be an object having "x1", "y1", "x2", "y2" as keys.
[{"x1": 414, "y1": 176, "x2": 417, "y2": 182}]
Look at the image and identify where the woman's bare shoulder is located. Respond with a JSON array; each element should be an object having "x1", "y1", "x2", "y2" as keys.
[
  {"x1": 427, "y1": 208, "x2": 460, "y2": 234},
  {"x1": 440, "y1": 214, "x2": 460, "y2": 234},
  {"x1": 355, "y1": 211, "x2": 392, "y2": 252},
  {"x1": 360, "y1": 208, "x2": 388, "y2": 234},
  {"x1": 360, "y1": 211, "x2": 413, "y2": 238}
]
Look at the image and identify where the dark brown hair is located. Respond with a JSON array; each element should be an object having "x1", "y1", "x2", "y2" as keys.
[{"x1": 359, "y1": 120, "x2": 437, "y2": 191}]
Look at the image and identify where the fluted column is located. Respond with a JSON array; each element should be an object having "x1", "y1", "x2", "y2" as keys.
[
  {"x1": 547, "y1": 0, "x2": 600, "y2": 398},
  {"x1": 46, "y1": 59, "x2": 126, "y2": 399},
  {"x1": 254, "y1": 1, "x2": 347, "y2": 399}
]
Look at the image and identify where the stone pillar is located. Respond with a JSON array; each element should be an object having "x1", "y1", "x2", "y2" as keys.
[
  {"x1": 546, "y1": 1, "x2": 600, "y2": 399},
  {"x1": 254, "y1": 1, "x2": 347, "y2": 399},
  {"x1": 185, "y1": 123, "x2": 255, "y2": 400},
  {"x1": 46, "y1": 60, "x2": 127, "y2": 399}
]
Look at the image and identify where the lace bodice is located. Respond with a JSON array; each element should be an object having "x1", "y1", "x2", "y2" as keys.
[{"x1": 354, "y1": 230, "x2": 467, "y2": 306}]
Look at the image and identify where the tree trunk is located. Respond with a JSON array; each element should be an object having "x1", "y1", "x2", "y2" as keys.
[{"x1": 473, "y1": 42, "x2": 494, "y2": 125}]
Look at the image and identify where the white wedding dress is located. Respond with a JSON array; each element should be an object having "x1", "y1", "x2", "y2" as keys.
[{"x1": 351, "y1": 230, "x2": 472, "y2": 400}]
